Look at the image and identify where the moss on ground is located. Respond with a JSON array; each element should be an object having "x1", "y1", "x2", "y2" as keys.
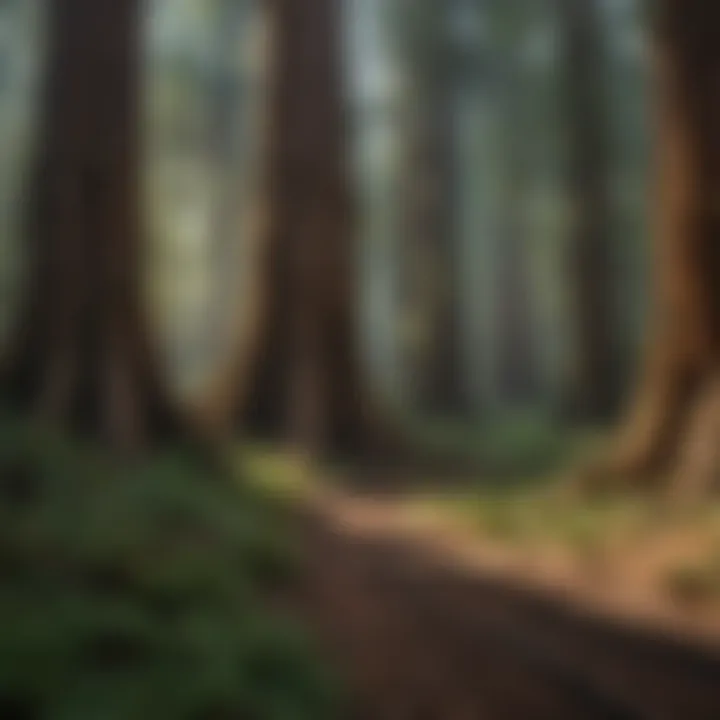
[{"x1": 0, "y1": 416, "x2": 341, "y2": 720}]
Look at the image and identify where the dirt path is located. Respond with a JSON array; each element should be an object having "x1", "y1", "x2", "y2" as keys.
[{"x1": 291, "y1": 491, "x2": 720, "y2": 720}]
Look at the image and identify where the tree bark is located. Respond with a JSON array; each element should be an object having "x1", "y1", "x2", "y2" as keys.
[
  {"x1": 593, "y1": 0, "x2": 720, "y2": 495},
  {"x1": 559, "y1": 0, "x2": 620, "y2": 422},
  {"x1": 1, "y1": 0, "x2": 184, "y2": 451},
  {"x1": 205, "y1": 0, "x2": 385, "y2": 459}
]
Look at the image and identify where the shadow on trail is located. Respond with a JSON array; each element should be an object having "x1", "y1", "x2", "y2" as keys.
[
  {"x1": 333, "y1": 451, "x2": 536, "y2": 499},
  {"x1": 291, "y1": 498, "x2": 720, "y2": 720}
]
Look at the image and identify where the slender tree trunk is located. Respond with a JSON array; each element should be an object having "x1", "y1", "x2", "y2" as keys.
[
  {"x1": 560, "y1": 0, "x2": 619, "y2": 421},
  {"x1": 1, "y1": 0, "x2": 183, "y2": 451},
  {"x1": 207, "y1": 0, "x2": 384, "y2": 459},
  {"x1": 493, "y1": 38, "x2": 539, "y2": 407},
  {"x1": 398, "y1": 0, "x2": 466, "y2": 416},
  {"x1": 201, "y1": 0, "x2": 246, "y2": 369},
  {"x1": 592, "y1": 0, "x2": 720, "y2": 495},
  {"x1": 417, "y1": 75, "x2": 466, "y2": 416}
]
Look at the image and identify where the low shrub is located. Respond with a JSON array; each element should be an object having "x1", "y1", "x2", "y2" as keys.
[{"x1": 0, "y1": 417, "x2": 339, "y2": 720}]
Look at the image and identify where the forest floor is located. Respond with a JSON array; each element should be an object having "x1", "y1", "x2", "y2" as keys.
[{"x1": 246, "y1": 446, "x2": 720, "y2": 719}]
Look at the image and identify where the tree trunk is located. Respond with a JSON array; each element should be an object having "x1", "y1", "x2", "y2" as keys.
[
  {"x1": 200, "y1": 0, "x2": 247, "y2": 370},
  {"x1": 492, "y1": 23, "x2": 539, "y2": 408},
  {"x1": 1, "y1": 0, "x2": 183, "y2": 451},
  {"x1": 206, "y1": 0, "x2": 384, "y2": 459},
  {"x1": 397, "y1": 0, "x2": 466, "y2": 416},
  {"x1": 592, "y1": 0, "x2": 720, "y2": 495},
  {"x1": 560, "y1": 0, "x2": 620, "y2": 421}
]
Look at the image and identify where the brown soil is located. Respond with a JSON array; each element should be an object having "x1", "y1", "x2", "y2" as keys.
[{"x1": 291, "y1": 489, "x2": 720, "y2": 720}]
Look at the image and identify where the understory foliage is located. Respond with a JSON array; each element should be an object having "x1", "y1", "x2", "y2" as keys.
[{"x1": 0, "y1": 415, "x2": 339, "y2": 720}]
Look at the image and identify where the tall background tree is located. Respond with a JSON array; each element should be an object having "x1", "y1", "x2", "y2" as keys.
[
  {"x1": 558, "y1": 0, "x2": 619, "y2": 422},
  {"x1": 395, "y1": 0, "x2": 466, "y2": 417},
  {"x1": 200, "y1": 0, "x2": 255, "y2": 378},
  {"x1": 488, "y1": 0, "x2": 540, "y2": 409}
]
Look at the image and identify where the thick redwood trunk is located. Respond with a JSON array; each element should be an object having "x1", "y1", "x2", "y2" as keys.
[
  {"x1": 594, "y1": 1, "x2": 720, "y2": 494},
  {"x1": 2, "y1": 0, "x2": 183, "y2": 450},
  {"x1": 560, "y1": 0, "x2": 620, "y2": 421},
  {"x1": 222, "y1": 0, "x2": 378, "y2": 458}
]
